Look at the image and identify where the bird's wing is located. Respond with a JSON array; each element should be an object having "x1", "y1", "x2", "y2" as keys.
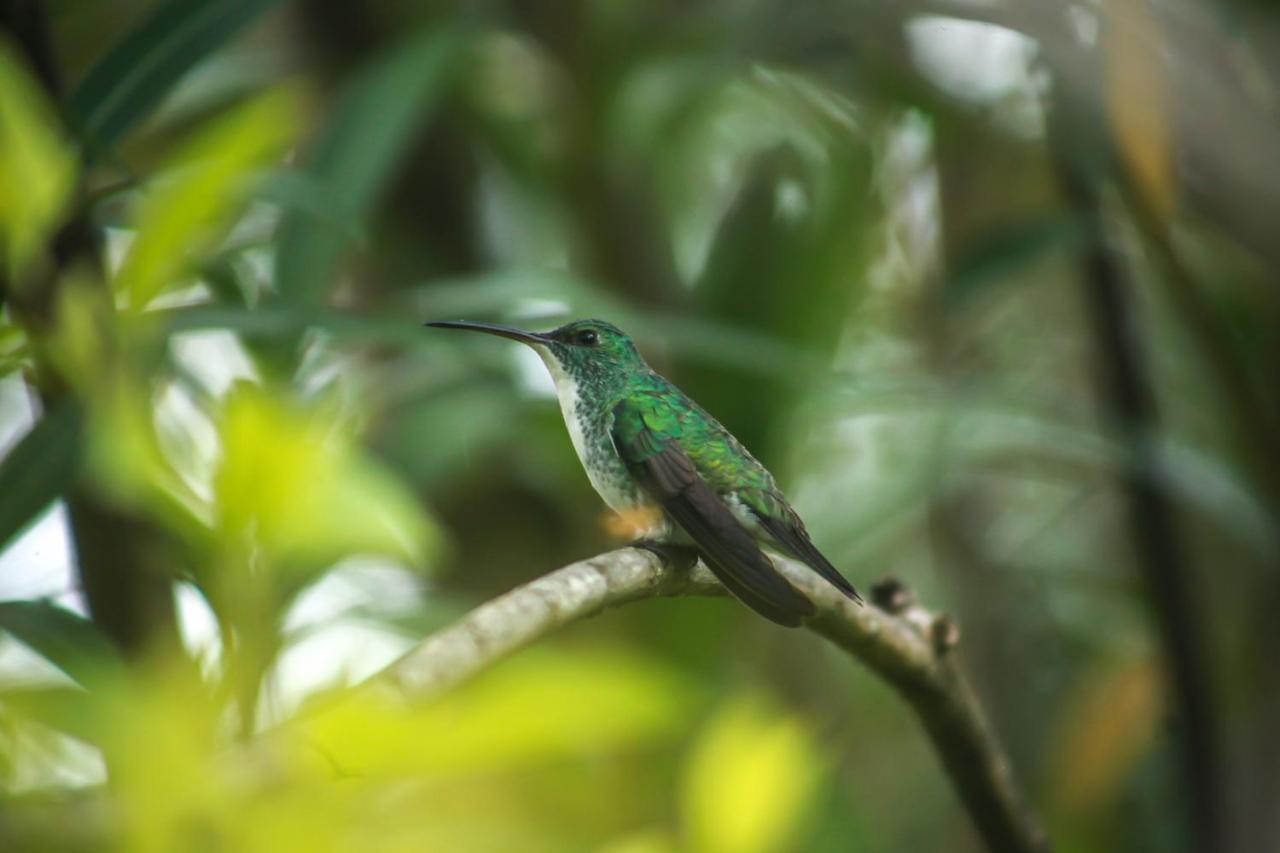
[
  {"x1": 745, "y1": 493, "x2": 862, "y2": 603},
  {"x1": 611, "y1": 397, "x2": 814, "y2": 627}
]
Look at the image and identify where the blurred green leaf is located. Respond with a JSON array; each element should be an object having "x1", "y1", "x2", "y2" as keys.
[
  {"x1": 82, "y1": 374, "x2": 204, "y2": 522},
  {"x1": 378, "y1": 386, "x2": 522, "y2": 484},
  {"x1": 69, "y1": 0, "x2": 285, "y2": 155},
  {"x1": 254, "y1": 169, "x2": 367, "y2": 244},
  {"x1": 113, "y1": 87, "x2": 301, "y2": 309},
  {"x1": 0, "y1": 686, "x2": 100, "y2": 746},
  {"x1": 214, "y1": 384, "x2": 438, "y2": 571},
  {"x1": 0, "y1": 601, "x2": 123, "y2": 689},
  {"x1": 91, "y1": 662, "x2": 232, "y2": 852},
  {"x1": 275, "y1": 29, "x2": 460, "y2": 305},
  {"x1": 685, "y1": 139, "x2": 873, "y2": 455},
  {"x1": 680, "y1": 694, "x2": 824, "y2": 853},
  {"x1": 0, "y1": 404, "x2": 82, "y2": 552},
  {"x1": 0, "y1": 324, "x2": 29, "y2": 377},
  {"x1": 0, "y1": 44, "x2": 78, "y2": 285}
]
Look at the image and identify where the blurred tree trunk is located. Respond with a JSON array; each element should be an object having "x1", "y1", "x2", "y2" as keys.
[
  {"x1": 1, "y1": 0, "x2": 180, "y2": 660},
  {"x1": 1048, "y1": 64, "x2": 1223, "y2": 853}
]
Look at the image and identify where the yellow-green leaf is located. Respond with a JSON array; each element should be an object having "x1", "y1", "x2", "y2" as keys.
[
  {"x1": 680, "y1": 694, "x2": 824, "y2": 853},
  {"x1": 298, "y1": 646, "x2": 694, "y2": 778},
  {"x1": 113, "y1": 87, "x2": 301, "y2": 309},
  {"x1": 214, "y1": 384, "x2": 435, "y2": 571},
  {"x1": 0, "y1": 43, "x2": 78, "y2": 285},
  {"x1": 598, "y1": 830, "x2": 679, "y2": 853}
]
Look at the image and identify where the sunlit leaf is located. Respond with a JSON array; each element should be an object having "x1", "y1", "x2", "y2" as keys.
[
  {"x1": 275, "y1": 29, "x2": 460, "y2": 305},
  {"x1": 69, "y1": 0, "x2": 286, "y2": 155},
  {"x1": 94, "y1": 663, "x2": 238, "y2": 852},
  {"x1": 298, "y1": 646, "x2": 694, "y2": 777},
  {"x1": 0, "y1": 404, "x2": 82, "y2": 551},
  {"x1": 83, "y1": 374, "x2": 192, "y2": 514},
  {"x1": 0, "y1": 44, "x2": 77, "y2": 285},
  {"x1": 114, "y1": 87, "x2": 301, "y2": 309},
  {"x1": 214, "y1": 384, "x2": 437, "y2": 571},
  {"x1": 680, "y1": 694, "x2": 823, "y2": 853}
]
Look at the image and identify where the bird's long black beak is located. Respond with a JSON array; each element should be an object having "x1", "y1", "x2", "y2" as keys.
[{"x1": 426, "y1": 320, "x2": 549, "y2": 346}]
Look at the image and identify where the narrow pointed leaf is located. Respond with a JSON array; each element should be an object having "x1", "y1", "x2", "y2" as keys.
[
  {"x1": 113, "y1": 87, "x2": 300, "y2": 308},
  {"x1": 69, "y1": 0, "x2": 285, "y2": 155},
  {"x1": 275, "y1": 29, "x2": 459, "y2": 305},
  {"x1": 0, "y1": 46, "x2": 78, "y2": 284},
  {"x1": 0, "y1": 685, "x2": 102, "y2": 746},
  {"x1": 0, "y1": 404, "x2": 82, "y2": 550},
  {"x1": 0, "y1": 600, "x2": 123, "y2": 688}
]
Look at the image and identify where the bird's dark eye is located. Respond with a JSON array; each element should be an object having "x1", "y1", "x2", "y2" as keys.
[{"x1": 575, "y1": 329, "x2": 599, "y2": 346}]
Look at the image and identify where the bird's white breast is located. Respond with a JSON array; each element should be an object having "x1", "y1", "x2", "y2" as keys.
[{"x1": 534, "y1": 347, "x2": 637, "y2": 514}]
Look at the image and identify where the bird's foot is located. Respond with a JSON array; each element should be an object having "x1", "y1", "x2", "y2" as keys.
[{"x1": 632, "y1": 539, "x2": 700, "y2": 573}]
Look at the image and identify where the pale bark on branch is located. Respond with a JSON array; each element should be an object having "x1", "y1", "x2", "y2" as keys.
[{"x1": 377, "y1": 547, "x2": 1048, "y2": 853}]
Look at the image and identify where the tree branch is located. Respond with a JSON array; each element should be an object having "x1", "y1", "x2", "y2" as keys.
[{"x1": 377, "y1": 547, "x2": 1048, "y2": 853}]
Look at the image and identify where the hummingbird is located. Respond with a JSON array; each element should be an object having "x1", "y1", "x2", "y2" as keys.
[{"x1": 427, "y1": 318, "x2": 861, "y2": 627}]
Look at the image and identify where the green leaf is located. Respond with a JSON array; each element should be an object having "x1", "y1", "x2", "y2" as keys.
[
  {"x1": 0, "y1": 44, "x2": 78, "y2": 285},
  {"x1": 0, "y1": 404, "x2": 82, "y2": 551},
  {"x1": 113, "y1": 87, "x2": 300, "y2": 309},
  {"x1": 275, "y1": 29, "x2": 460, "y2": 306},
  {"x1": 0, "y1": 685, "x2": 102, "y2": 746},
  {"x1": 254, "y1": 169, "x2": 367, "y2": 244},
  {"x1": 0, "y1": 601, "x2": 123, "y2": 689},
  {"x1": 69, "y1": 0, "x2": 286, "y2": 156},
  {"x1": 0, "y1": 323, "x2": 29, "y2": 377}
]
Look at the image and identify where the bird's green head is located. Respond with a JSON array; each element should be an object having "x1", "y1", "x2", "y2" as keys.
[{"x1": 428, "y1": 318, "x2": 647, "y2": 390}]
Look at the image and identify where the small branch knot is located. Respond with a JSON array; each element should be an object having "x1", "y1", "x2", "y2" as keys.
[
  {"x1": 871, "y1": 576, "x2": 914, "y2": 613},
  {"x1": 931, "y1": 614, "x2": 961, "y2": 655}
]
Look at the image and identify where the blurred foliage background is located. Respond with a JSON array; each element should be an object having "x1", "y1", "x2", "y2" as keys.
[{"x1": 1, "y1": 0, "x2": 1278, "y2": 851}]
